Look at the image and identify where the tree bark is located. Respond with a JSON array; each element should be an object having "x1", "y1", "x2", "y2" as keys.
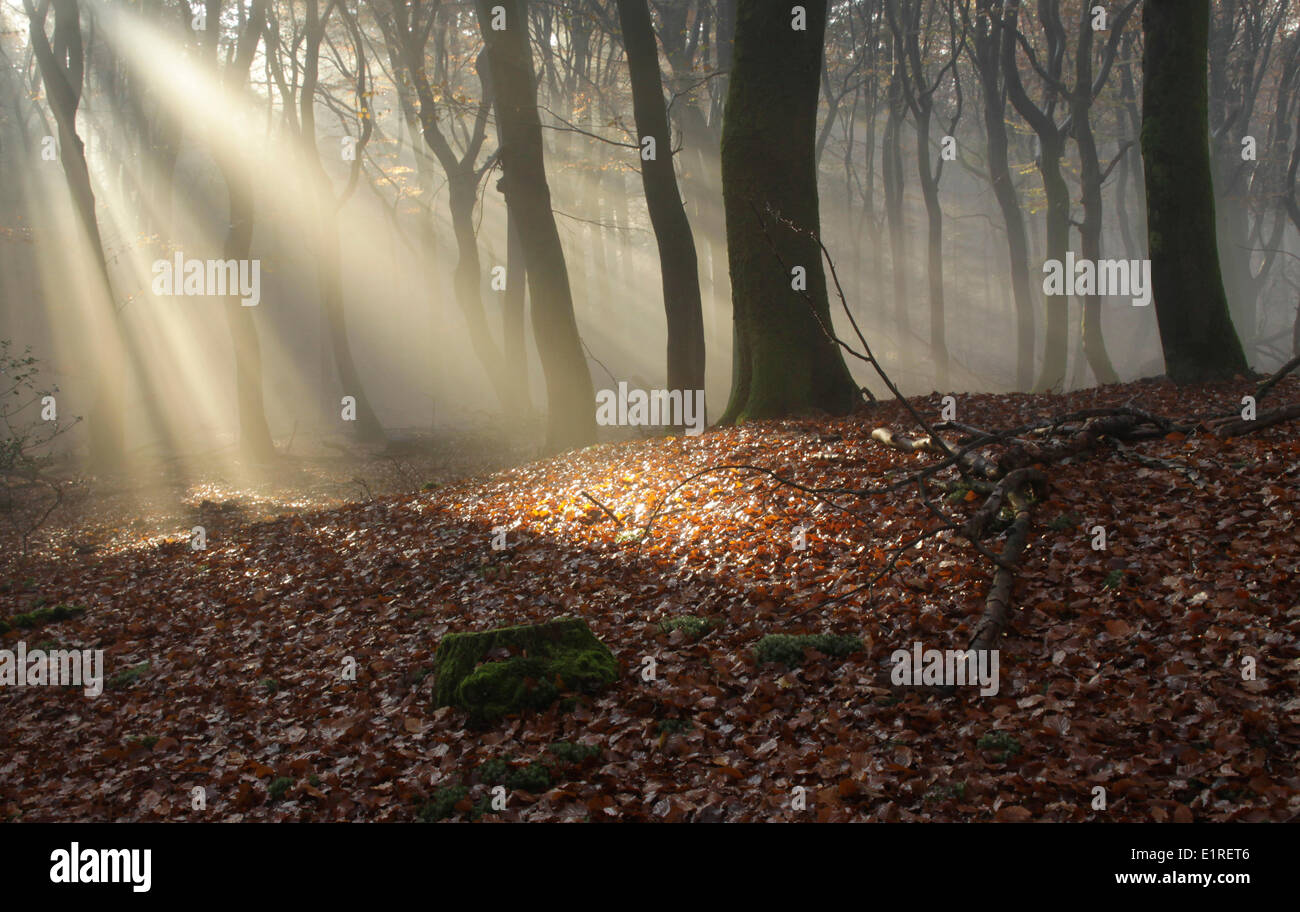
[
  {"x1": 301, "y1": 0, "x2": 385, "y2": 442},
  {"x1": 718, "y1": 0, "x2": 858, "y2": 423},
  {"x1": 503, "y1": 204, "x2": 530, "y2": 410},
  {"x1": 1000, "y1": 0, "x2": 1069, "y2": 390},
  {"x1": 1141, "y1": 0, "x2": 1248, "y2": 383},
  {"x1": 476, "y1": 0, "x2": 594, "y2": 452},
  {"x1": 968, "y1": 0, "x2": 1034, "y2": 390},
  {"x1": 616, "y1": 0, "x2": 706, "y2": 402},
  {"x1": 1070, "y1": 4, "x2": 1120, "y2": 385},
  {"x1": 217, "y1": 0, "x2": 275, "y2": 461},
  {"x1": 882, "y1": 31, "x2": 910, "y2": 358},
  {"x1": 25, "y1": 0, "x2": 124, "y2": 467}
]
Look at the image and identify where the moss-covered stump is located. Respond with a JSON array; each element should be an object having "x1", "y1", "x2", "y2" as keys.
[{"x1": 432, "y1": 618, "x2": 618, "y2": 722}]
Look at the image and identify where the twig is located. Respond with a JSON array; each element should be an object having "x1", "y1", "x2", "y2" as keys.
[
  {"x1": 581, "y1": 491, "x2": 622, "y2": 526},
  {"x1": 1254, "y1": 353, "x2": 1300, "y2": 402}
]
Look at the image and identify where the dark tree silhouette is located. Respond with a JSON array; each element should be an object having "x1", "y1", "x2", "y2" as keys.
[
  {"x1": 615, "y1": 0, "x2": 706, "y2": 402},
  {"x1": 1141, "y1": 0, "x2": 1249, "y2": 383},
  {"x1": 475, "y1": 0, "x2": 594, "y2": 452},
  {"x1": 719, "y1": 0, "x2": 857, "y2": 423}
]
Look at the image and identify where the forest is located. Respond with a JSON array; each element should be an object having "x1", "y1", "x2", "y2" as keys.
[{"x1": 0, "y1": 0, "x2": 1296, "y2": 830}]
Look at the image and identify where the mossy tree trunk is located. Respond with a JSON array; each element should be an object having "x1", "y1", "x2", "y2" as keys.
[
  {"x1": 1141, "y1": 0, "x2": 1249, "y2": 383},
  {"x1": 719, "y1": 0, "x2": 858, "y2": 424}
]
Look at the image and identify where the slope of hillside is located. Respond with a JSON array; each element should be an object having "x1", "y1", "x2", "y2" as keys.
[{"x1": 2, "y1": 377, "x2": 1296, "y2": 822}]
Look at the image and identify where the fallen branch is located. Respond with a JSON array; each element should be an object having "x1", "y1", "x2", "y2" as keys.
[
  {"x1": 581, "y1": 491, "x2": 623, "y2": 526},
  {"x1": 1254, "y1": 353, "x2": 1300, "y2": 402},
  {"x1": 968, "y1": 485, "x2": 1035, "y2": 653},
  {"x1": 1210, "y1": 402, "x2": 1300, "y2": 438}
]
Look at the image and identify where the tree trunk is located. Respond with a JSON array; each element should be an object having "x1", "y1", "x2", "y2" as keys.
[
  {"x1": 217, "y1": 0, "x2": 275, "y2": 460},
  {"x1": 25, "y1": 0, "x2": 124, "y2": 468},
  {"x1": 718, "y1": 0, "x2": 858, "y2": 423},
  {"x1": 1071, "y1": 10, "x2": 1120, "y2": 385},
  {"x1": 302, "y1": 0, "x2": 385, "y2": 442},
  {"x1": 882, "y1": 40, "x2": 910, "y2": 359},
  {"x1": 616, "y1": 0, "x2": 706, "y2": 401},
  {"x1": 971, "y1": 3, "x2": 1034, "y2": 390},
  {"x1": 917, "y1": 112, "x2": 949, "y2": 392},
  {"x1": 503, "y1": 204, "x2": 530, "y2": 410},
  {"x1": 1141, "y1": 0, "x2": 1248, "y2": 383},
  {"x1": 476, "y1": 0, "x2": 594, "y2": 453}
]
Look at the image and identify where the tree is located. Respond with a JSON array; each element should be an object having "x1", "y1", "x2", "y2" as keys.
[
  {"x1": 23, "y1": 0, "x2": 123, "y2": 467},
  {"x1": 1282, "y1": 40, "x2": 1300, "y2": 356},
  {"x1": 1141, "y1": 0, "x2": 1249, "y2": 382},
  {"x1": 1207, "y1": 0, "x2": 1293, "y2": 354},
  {"x1": 212, "y1": 0, "x2": 276, "y2": 461},
  {"x1": 1000, "y1": 0, "x2": 1066, "y2": 389},
  {"x1": 719, "y1": 0, "x2": 858, "y2": 423},
  {"x1": 298, "y1": 0, "x2": 386, "y2": 443},
  {"x1": 1065, "y1": 0, "x2": 1136, "y2": 386},
  {"x1": 962, "y1": 0, "x2": 1035, "y2": 390},
  {"x1": 881, "y1": 7, "x2": 911, "y2": 363},
  {"x1": 886, "y1": 0, "x2": 963, "y2": 391},
  {"x1": 475, "y1": 0, "x2": 594, "y2": 453},
  {"x1": 376, "y1": 0, "x2": 519, "y2": 414},
  {"x1": 615, "y1": 0, "x2": 706, "y2": 401}
]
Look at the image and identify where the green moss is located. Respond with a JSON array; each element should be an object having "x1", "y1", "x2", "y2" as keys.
[
  {"x1": 107, "y1": 661, "x2": 150, "y2": 689},
  {"x1": 125, "y1": 735, "x2": 158, "y2": 749},
  {"x1": 658, "y1": 615, "x2": 718, "y2": 640},
  {"x1": 1048, "y1": 513, "x2": 1081, "y2": 532},
  {"x1": 945, "y1": 484, "x2": 972, "y2": 504},
  {"x1": 260, "y1": 678, "x2": 280, "y2": 693},
  {"x1": 1103, "y1": 569, "x2": 1125, "y2": 589},
  {"x1": 655, "y1": 718, "x2": 694, "y2": 736},
  {"x1": 754, "y1": 634, "x2": 862, "y2": 667},
  {"x1": 546, "y1": 741, "x2": 601, "y2": 766},
  {"x1": 404, "y1": 665, "x2": 435, "y2": 688},
  {"x1": 268, "y1": 777, "x2": 293, "y2": 801},
  {"x1": 477, "y1": 757, "x2": 511, "y2": 786},
  {"x1": 977, "y1": 731, "x2": 1021, "y2": 762},
  {"x1": 924, "y1": 781, "x2": 967, "y2": 802},
  {"x1": 504, "y1": 762, "x2": 551, "y2": 793},
  {"x1": 432, "y1": 618, "x2": 618, "y2": 723},
  {"x1": 0, "y1": 603, "x2": 86, "y2": 634},
  {"x1": 418, "y1": 785, "x2": 468, "y2": 822}
]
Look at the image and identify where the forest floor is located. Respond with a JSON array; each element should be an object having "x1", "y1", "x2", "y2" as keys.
[{"x1": 1, "y1": 376, "x2": 1297, "y2": 822}]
